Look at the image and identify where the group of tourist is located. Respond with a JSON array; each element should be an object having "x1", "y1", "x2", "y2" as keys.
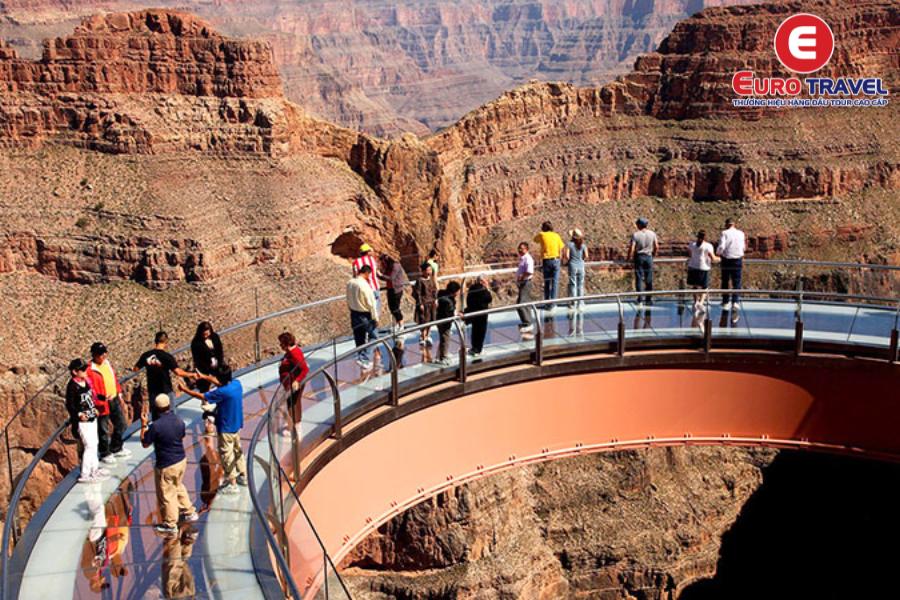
[
  {"x1": 346, "y1": 217, "x2": 746, "y2": 365},
  {"x1": 64, "y1": 216, "x2": 746, "y2": 535},
  {"x1": 66, "y1": 321, "x2": 280, "y2": 536}
]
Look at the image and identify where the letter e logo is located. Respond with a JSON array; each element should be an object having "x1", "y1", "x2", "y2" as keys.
[{"x1": 774, "y1": 14, "x2": 834, "y2": 74}]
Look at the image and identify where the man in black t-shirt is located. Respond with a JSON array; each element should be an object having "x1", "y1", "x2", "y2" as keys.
[{"x1": 134, "y1": 332, "x2": 196, "y2": 419}]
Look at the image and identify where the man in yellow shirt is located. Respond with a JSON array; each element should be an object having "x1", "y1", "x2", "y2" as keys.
[{"x1": 533, "y1": 221, "x2": 565, "y2": 308}]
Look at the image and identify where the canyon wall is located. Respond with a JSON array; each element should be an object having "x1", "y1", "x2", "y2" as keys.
[
  {"x1": 1, "y1": 0, "x2": 758, "y2": 136},
  {"x1": 343, "y1": 448, "x2": 778, "y2": 598}
]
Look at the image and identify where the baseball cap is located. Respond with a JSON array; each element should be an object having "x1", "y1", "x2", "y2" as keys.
[
  {"x1": 569, "y1": 228, "x2": 584, "y2": 240},
  {"x1": 154, "y1": 394, "x2": 171, "y2": 410},
  {"x1": 359, "y1": 243, "x2": 372, "y2": 253},
  {"x1": 636, "y1": 217, "x2": 649, "y2": 227},
  {"x1": 90, "y1": 342, "x2": 108, "y2": 356},
  {"x1": 69, "y1": 358, "x2": 88, "y2": 372}
]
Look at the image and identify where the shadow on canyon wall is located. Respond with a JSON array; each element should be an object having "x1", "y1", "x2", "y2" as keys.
[{"x1": 680, "y1": 450, "x2": 900, "y2": 599}]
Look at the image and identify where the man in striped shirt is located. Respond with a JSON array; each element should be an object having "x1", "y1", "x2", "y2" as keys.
[{"x1": 352, "y1": 243, "x2": 381, "y2": 318}]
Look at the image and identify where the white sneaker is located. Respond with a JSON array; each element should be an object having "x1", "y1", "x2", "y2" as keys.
[
  {"x1": 722, "y1": 302, "x2": 732, "y2": 311},
  {"x1": 113, "y1": 449, "x2": 131, "y2": 458},
  {"x1": 179, "y1": 511, "x2": 200, "y2": 523},
  {"x1": 219, "y1": 482, "x2": 240, "y2": 495},
  {"x1": 101, "y1": 455, "x2": 117, "y2": 466},
  {"x1": 79, "y1": 471, "x2": 110, "y2": 483}
]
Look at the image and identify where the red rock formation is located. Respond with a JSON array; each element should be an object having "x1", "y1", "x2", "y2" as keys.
[
  {"x1": 1, "y1": 10, "x2": 282, "y2": 97},
  {"x1": 606, "y1": 0, "x2": 900, "y2": 118},
  {"x1": 0, "y1": 0, "x2": 759, "y2": 136}
]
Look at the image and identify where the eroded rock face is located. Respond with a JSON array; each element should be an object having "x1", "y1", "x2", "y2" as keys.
[
  {"x1": 1, "y1": 10, "x2": 282, "y2": 97},
  {"x1": 342, "y1": 448, "x2": 777, "y2": 599},
  {"x1": 0, "y1": 0, "x2": 758, "y2": 136}
]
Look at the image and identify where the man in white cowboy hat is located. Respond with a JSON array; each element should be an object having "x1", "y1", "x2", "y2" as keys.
[{"x1": 563, "y1": 228, "x2": 590, "y2": 311}]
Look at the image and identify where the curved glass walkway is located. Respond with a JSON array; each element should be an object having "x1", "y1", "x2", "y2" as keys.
[{"x1": 2, "y1": 264, "x2": 897, "y2": 600}]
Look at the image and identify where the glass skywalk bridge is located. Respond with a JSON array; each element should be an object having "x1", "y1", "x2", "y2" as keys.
[{"x1": 1, "y1": 260, "x2": 897, "y2": 600}]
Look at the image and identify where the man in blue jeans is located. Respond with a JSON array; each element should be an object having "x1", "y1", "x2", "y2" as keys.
[
  {"x1": 627, "y1": 217, "x2": 659, "y2": 306},
  {"x1": 716, "y1": 217, "x2": 747, "y2": 322},
  {"x1": 346, "y1": 264, "x2": 378, "y2": 370},
  {"x1": 533, "y1": 221, "x2": 565, "y2": 309}
]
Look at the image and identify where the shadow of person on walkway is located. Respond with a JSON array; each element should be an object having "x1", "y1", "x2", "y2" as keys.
[{"x1": 680, "y1": 451, "x2": 900, "y2": 599}]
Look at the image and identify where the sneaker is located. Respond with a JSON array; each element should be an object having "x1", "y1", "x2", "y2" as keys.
[
  {"x1": 468, "y1": 349, "x2": 482, "y2": 357},
  {"x1": 236, "y1": 474, "x2": 248, "y2": 487},
  {"x1": 219, "y1": 482, "x2": 240, "y2": 495},
  {"x1": 731, "y1": 311, "x2": 740, "y2": 324},
  {"x1": 113, "y1": 448, "x2": 131, "y2": 458},
  {"x1": 355, "y1": 358, "x2": 372, "y2": 370},
  {"x1": 179, "y1": 511, "x2": 199, "y2": 523},
  {"x1": 722, "y1": 301, "x2": 732, "y2": 311},
  {"x1": 418, "y1": 338, "x2": 427, "y2": 347},
  {"x1": 154, "y1": 524, "x2": 178, "y2": 536},
  {"x1": 521, "y1": 331, "x2": 535, "y2": 340},
  {"x1": 424, "y1": 338, "x2": 433, "y2": 347},
  {"x1": 90, "y1": 470, "x2": 111, "y2": 482},
  {"x1": 101, "y1": 455, "x2": 117, "y2": 466}
]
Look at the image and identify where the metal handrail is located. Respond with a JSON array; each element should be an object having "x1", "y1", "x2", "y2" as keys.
[
  {"x1": 3, "y1": 257, "x2": 893, "y2": 460},
  {"x1": 2, "y1": 259, "x2": 896, "y2": 600},
  {"x1": 291, "y1": 288, "x2": 900, "y2": 390},
  {"x1": 253, "y1": 285, "x2": 899, "y2": 598},
  {"x1": 247, "y1": 414, "x2": 303, "y2": 599}
]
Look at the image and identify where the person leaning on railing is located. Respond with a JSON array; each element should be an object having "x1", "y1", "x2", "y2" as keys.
[
  {"x1": 435, "y1": 281, "x2": 462, "y2": 365},
  {"x1": 563, "y1": 228, "x2": 589, "y2": 311},
  {"x1": 533, "y1": 221, "x2": 565, "y2": 307},
  {"x1": 464, "y1": 276, "x2": 492, "y2": 357},
  {"x1": 277, "y1": 332, "x2": 309, "y2": 425},
  {"x1": 626, "y1": 217, "x2": 659, "y2": 307},
  {"x1": 716, "y1": 217, "x2": 747, "y2": 317}
]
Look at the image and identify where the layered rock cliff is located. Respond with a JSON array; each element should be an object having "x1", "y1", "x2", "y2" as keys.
[
  {"x1": 343, "y1": 448, "x2": 778, "y2": 598},
  {"x1": 1, "y1": 0, "x2": 759, "y2": 136},
  {"x1": 344, "y1": 448, "x2": 900, "y2": 599}
]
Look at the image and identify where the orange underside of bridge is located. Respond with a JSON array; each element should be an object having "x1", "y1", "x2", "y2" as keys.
[{"x1": 292, "y1": 361, "x2": 897, "y2": 591}]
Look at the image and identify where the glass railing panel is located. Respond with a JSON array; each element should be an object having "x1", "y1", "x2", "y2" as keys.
[
  {"x1": 847, "y1": 304, "x2": 897, "y2": 348},
  {"x1": 464, "y1": 306, "x2": 534, "y2": 360},
  {"x1": 332, "y1": 343, "x2": 393, "y2": 424},
  {"x1": 297, "y1": 372, "x2": 338, "y2": 457},
  {"x1": 795, "y1": 300, "x2": 860, "y2": 344},
  {"x1": 315, "y1": 556, "x2": 353, "y2": 600}
]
